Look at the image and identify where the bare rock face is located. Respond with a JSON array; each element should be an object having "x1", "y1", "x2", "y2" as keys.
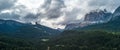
[
  {"x1": 65, "y1": 9, "x2": 112, "y2": 30},
  {"x1": 84, "y1": 9, "x2": 112, "y2": 22},
  {"x1": 65, "y1": 23, "x2": 80, "y2": 30},
  {"x1": 112, "y1": 6, "x2": 120, "y2": 20}
]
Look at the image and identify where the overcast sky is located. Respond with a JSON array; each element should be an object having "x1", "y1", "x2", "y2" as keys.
[{"x1": 0, "y1": 0, "x2": 120, "y2": 29}]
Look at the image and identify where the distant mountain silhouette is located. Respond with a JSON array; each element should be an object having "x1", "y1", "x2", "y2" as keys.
[
  {"x1": 0, "y1": 19, "x2": 60, "y2": 38},
  {"x1": 65, "y1": 6, "x2": 120, "y2": 31}
]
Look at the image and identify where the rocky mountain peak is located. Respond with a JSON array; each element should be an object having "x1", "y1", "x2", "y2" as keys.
[
  {"x1": 84, "y1": 9, "x2": 112, "y2": 22},
  {"x1": 112, "y1": 6, "x2": 120, "y2": 20},
  {"x1": 65, "y1": 9, "x2": 112, "y2": 30}
]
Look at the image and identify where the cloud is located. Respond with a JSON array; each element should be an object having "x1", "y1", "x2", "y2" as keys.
[
  {"x1": 0, "y1": 0, "x2": 16, "y2": 11},
  {"x1": 0, "y1": 12, "x2": 20, "y2": 20},
  {"x1": 88, "y1": 0, "x2": 120, "y2": 12},
  {"x1": 57, "y1": 0, "x2": 120, "y2": 25},
  {"x1": 22, "y1": 13, "x2": 41, "y2": 23},
  {"x1": 42, "y1": 0, "x2": 65, "y2": 19},
  {"x1": 0, "y1": 0, "x2": 120, "y2": 29}
]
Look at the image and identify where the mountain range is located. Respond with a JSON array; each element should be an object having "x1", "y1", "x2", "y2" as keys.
[
  {"x1": 47, "y1": 6, "x2": 120, "y2": 50},
  {"x1": 65, "y1": 6, "x2": 120, "y2": 31},
  {"x1": 0, "y1": 19, "x2": 60, "y2": 39},
  {"x1": 0, "y1": 5, "x2": 120, "y2": 50},
  {"x1": 0, "y1": 6, "x2": 120, "y2": 38}
]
